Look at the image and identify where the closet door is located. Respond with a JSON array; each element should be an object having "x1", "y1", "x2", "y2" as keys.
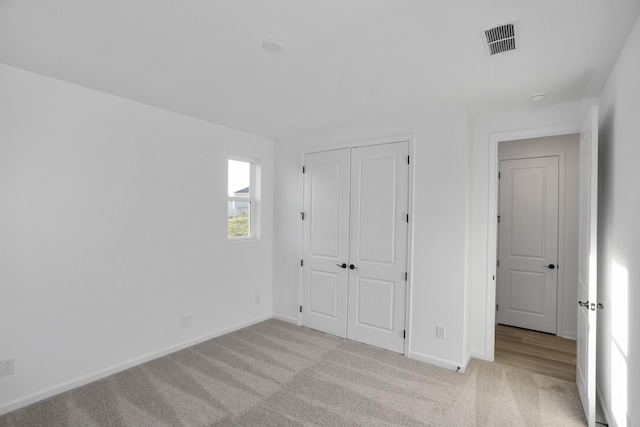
[
  {"x1": 301, "y1": 149, "x2": 350, "y2": 337},
  {"x1": 347, "y1": 142, "x2": 409, "y2": 353}
]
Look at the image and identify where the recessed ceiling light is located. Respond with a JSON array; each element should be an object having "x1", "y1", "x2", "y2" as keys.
[
  {"x1": 262, "y1": 39, "x2": 283, "y2": 53},
  {"x1": 529, "y1": 93, "x2": 546, "y2": 102}
]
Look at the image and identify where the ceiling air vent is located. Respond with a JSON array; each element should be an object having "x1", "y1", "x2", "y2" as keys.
[{"x1": 481, "y1": 19, "x2": 520, "y2": 56}]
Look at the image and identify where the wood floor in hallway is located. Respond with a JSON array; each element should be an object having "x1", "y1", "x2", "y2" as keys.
[{"x1": 494, "y1": 324, "x2": 577, "y2": 382}]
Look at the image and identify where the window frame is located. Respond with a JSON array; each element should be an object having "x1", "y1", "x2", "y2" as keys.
[{"x1": 227, "y1": 156, "x2": 256, "y2": 240}]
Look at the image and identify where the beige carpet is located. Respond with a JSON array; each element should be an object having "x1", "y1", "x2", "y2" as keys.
[{"x1": 0, "y1": 319, "x2": 586, "y2": 426}]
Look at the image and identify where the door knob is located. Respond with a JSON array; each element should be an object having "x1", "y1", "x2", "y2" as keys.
[
  {"x1": 336, "y1": 263, "x2": 347, "y2": 269},
  {"x1": 578, "y1": 300, "x2": 589, "y2": 308},
  {"x1": 349, "y1": 264, "x2": 357, "y2": 270},
  {"x1": 543, "y1": 264, "x2": 556, "y2": 269}
]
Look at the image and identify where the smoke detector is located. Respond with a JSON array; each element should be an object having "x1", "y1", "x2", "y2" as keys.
[
  {"x1": 481, "y1": 19, "x2": 520, "y2": 56},
  {"x1": 262, "y1": 39, "x2": 284, "y2": 53},
  {"x1": 529, "y1": 93, "x2": 546, "y2": 103}
]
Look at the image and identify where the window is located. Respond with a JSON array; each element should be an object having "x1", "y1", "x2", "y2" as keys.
[{"x1": 227, "y1": 158, "x2": 255, "y2": 239}]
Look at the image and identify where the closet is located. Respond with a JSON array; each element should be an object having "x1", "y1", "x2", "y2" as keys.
[{"x1": 300, "y1": 141, "x2": 409, "y2": 353}]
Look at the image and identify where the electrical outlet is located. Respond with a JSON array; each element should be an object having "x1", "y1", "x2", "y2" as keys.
[
  {"x1": 180, "y1": 316, "x2": 192, "y2": 329},
  {"x1": 436, "y1": 326, "x2": 446, "y2": 340},
  {"x1": 255, "y1": 294, "x2": 261, "y2": 304},
  {"x1": 0, "y1": 358, "x2": 15, "y2": 377}
]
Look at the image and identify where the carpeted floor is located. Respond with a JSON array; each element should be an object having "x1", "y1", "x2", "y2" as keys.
[{"x1": 0, "y1": 319, "x2": 586, "y2": 426}]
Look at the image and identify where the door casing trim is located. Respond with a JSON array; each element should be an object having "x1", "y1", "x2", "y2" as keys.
[
  {"x1": 298, "y1": 134, "x2": 414, "y2": 356},
  {"x1": 486, "y1": 124, "x2": 579, "y2": 361}
]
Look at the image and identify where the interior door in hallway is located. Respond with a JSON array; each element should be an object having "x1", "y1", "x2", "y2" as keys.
[
  {"x1": 347, "y1": 143, "x2": 409, "y2": 353},
  {"x1": 498, "y1": 156, "x2": 559, "y2": 334},
  {"x1": 301, "y1": 142, "x2": 409, "y2": 353}
]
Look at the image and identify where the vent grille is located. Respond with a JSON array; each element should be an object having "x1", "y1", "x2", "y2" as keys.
[{"x1": 481, "y1": 19, "x2": 519, "y2": 56}]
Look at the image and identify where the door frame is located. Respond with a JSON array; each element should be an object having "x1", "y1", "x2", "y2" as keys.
[
  {"x1": 486, "y1": 124, "x2": 579, "y2": 361},
  {"x1": 297, "y1": 134, "x2": 415, "y2": 356},
  {"x1": 497, "y1": 151, "x2": 566, "y2": 334}
]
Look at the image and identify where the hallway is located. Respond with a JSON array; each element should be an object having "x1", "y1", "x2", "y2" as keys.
[{"x1": 494, "y1": 324, "x2": 576, "y2": 382}]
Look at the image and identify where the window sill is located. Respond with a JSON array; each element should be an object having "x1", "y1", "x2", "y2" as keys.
[{"x1": 227, "y1": 236, "x2": 258, "y2": 242}]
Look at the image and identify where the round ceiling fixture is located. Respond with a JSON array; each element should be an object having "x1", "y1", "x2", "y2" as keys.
[
  {"x1": 262, "y1": 39, "x2": 283, "y2": 53},
  {"x1": 529, "y1": 93, "x2": 546, "y2": 103}
]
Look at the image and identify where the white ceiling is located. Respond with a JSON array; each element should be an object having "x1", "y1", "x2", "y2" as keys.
[{"x1": 1, "y1": 1, "x2": 639, "y2": 139}]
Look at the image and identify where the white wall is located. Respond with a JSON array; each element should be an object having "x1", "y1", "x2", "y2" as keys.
[
  {"x1": 0, "y1": 64, "x2": 274, "y2": 414},
  {"x1": 498, "y1": 134, "x2": 579, "y2": 339},
  {"x1": 597, "y1": 15, "x2": 640, "y2": 427},
  {"x1": 468, "y1": 98, "x2": 598, "y2": 359},
  {"x1": 273, "y1": 107, "x2": 471, "y2": 369}
]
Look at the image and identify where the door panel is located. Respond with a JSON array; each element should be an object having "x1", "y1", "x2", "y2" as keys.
[
  {"x1": 498, "y1": 156, "x2": 559, "y2": 333},
  {"x1": 309, "y1": 161, "x2": 343, "y2": 258},
  {"x1": 508, "y1": 270, "x2": 546, "y2": 314},
  {"x1": 354, "y1": 276, "x2": 394, "y2": 331},
  {"x1": 347, "y1": 142, "x2": 408, "y2": 353},
  {"x1": 511, "y1": 167, "x2": 546, "y2": 257},
  {"x1": 301, "y1": 149, "x2": 350, "y2": 338},
  {"x1": 356, "y1": 155, "x2": 397, "y2": 264},
  {"x1": 308, "y1": 270, "x2": 339, "y2": 317},
  {"x1": 577, "y1": 106, "x2": 598, "y2": 427}
]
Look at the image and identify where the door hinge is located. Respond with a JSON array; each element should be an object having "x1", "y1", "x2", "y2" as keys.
[
  {"x1": 300, "y1": 259, "x2": 303, "y2": 267},
  {"x1": 496, "y1": 304, "x2": 499, "y2": 311},
  {"x1": 497, "y1": 215, "x2": 500, "y2": 223},
  {"x1": 498, "y1": 172, "x2": 501, "y2": 179},
  {"x1": 403, "y1": 330, "x2": 406, "y2": 339},
  {"x1": 406, "y1": 214, "x2": 409, "y2": 223},
  {"x1": 300, "y1": 212, "x2": 305, "y2": 220},
  {"x1": 302, "y1": 166, "x2": 305, "y2": 174},
  {"x1": 404, "y1": 272, "x2": 408, "y2": 281},
  {"x1": 497, "y1": 260, "x2": 500, "y2": 267},
  {"x1": 407, "y1": 155, "x2": 410, "y2": 165},
  {"x1": 300, "y1": 305, "x2": 302, "y2": 313}
]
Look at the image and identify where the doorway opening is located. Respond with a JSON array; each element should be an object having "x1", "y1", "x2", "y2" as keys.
[
  {"x1": 494, "y1": 133, "x2": 579, "y2": 380},
  {"x1": 485, "y1": 107, "x2": 599, "y2": 424}
]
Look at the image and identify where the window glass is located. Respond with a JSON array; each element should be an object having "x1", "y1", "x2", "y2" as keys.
[
  {"x1": 228, "y1": 160, "x2": 251, "y2": 198},
  {"x1": 228, "y1": 159, "x2": 253, "y2": 238}
]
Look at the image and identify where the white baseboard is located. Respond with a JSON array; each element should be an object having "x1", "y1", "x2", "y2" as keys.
[
  {"x1": 462, "y1": 353, "x2": 474, "y2": 371},
  {"x1": 408, "y1": 350, "x2": 466, "y2": 372},
  {"x1": 273, "y1": 315, "x2": 470, "y2": 374},
  {"x1": 272, "y1": 313, "x2": 298, "y2": 325},
  {"x1": 470, "y1": 351, "x2": 488, "y2": 361},
  {"x1": 0, "y1": 314, "x2": 272, "y2": 416},
  {"x1": 561, "y1": 331, "x2": 577, "y2": 340}
]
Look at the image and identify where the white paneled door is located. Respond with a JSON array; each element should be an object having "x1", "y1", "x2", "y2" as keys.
[
  {"x1": 301, "y1": 142, "x2": 409, "y2": 353},
  {"x1": 347, "y1": 143, "x2": 409, "y2": 353},
  {"x1": 301, "y1": 149, "x2": 350, "y2": 338},
  {"x1": 498, "y1": 156, "x2": 559, "y2": 334},
  {"x1": 576, "y1": 106, "x2": 598, "y2": 427}
]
